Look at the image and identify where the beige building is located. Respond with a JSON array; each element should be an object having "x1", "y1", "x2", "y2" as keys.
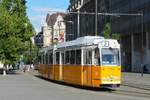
[
  {"x1": 42, "y1": 23, "x2": 51, "y2": 47},
  {"x1": 42, "y1": 12, "x2": 66, "y2": 47}
]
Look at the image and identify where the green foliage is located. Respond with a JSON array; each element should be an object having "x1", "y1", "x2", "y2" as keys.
[
  {"x1": 0, "y1": 37, "x2": 22, "y2": 64},
  {"x1": 103, "y1": 22, "x2": 120, "y2": 40},
  {"x1": 112, "y1": 33, "x2": 120, "y2": 40},
  {"x1": 103, "y1": 22, "x2": 111, "y2": 39},
  {"x1": 0, "y1": 0, "x2": 35, "y2": 65},
  {"x1": 22, "y1": 43, "x2": 38, "y2": 64}
]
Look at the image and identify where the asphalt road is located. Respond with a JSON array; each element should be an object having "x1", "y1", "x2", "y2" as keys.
[{"x1": 0, "y1": 70, "x2": 149, "y2": 100}]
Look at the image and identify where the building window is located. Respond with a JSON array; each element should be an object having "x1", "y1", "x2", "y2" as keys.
[
  {"x1": 134, "y1": 33, "x2": 141, "y2": 51},
  {"x1": 58, "y1": 21, "x2": 62, "y2": 27}
]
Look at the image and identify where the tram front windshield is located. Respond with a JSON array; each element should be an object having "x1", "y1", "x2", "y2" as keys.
[{"x1": 101, "y1": 48, "x2": 120, "y2": 66}]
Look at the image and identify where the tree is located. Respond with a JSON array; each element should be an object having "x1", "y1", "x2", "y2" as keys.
[
  {"x1": 0, "y1": 0, "x2": 35, "y2": 74},
  {"x1": 22, "y1": 42, "x2": 38, "y2": 65},
  {"x1": 103, "y1": 22, "x2": 111, "y2": 39},
  {"x1": 103, "y1": 22, "x2": 120, "y2": 40},
  {"x1": 112, "y1": 33, "x2": 120, "y2": 40}
]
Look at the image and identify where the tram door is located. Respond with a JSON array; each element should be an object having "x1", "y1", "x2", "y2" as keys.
[{"x1": 83, "y1": 49, "x2": 93, "y2": 86}]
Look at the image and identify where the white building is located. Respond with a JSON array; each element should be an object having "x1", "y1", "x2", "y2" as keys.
[
  {"x1": 42, "y1": 12, "x2": 66, "y2": 47},
  {"x1": 42, "y1": 23, "x2": 51, "y2": 47}
]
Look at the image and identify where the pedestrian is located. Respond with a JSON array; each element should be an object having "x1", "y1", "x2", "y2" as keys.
[{"x1": 143, "y1": 64, "x2": 148, "y2": 73}]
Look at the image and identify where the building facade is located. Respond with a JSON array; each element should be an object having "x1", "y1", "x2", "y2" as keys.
[
  {"x1": 46, "y1": 12, "x2": 66, "y2": 46},
  {"x1": 42, "y1": 23, "x2": 51, "y2": 47},
  {"x1": 66, "y1": 0, "x2": 109, "y2": 41},
  {"x1": 66, "y1": 0, "x2": 150, "y2": 73},
  {"x1": 109, "y1": 0, "x2": 150, "y2": 72},
  {"x1": 34, "y1": 12, "x2": 66, "y2": 47},
  {"x1": 34, "y1": 31, "x2": 43, "y2": 48},
  {"x1": 66, "y1": 0, "x2": 83, "y2": 41}
]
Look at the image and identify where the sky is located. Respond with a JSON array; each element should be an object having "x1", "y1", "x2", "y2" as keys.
[{"x1": 26, "y1": 0, "x2": 69, "y2": 33}]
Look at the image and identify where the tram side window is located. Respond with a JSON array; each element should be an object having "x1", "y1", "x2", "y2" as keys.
[
  {"x1": 70, "y1": 50, "x2": 75, "y2": 64},
  {"x1": 49, "y1": 53, "x2": 53, "y2": 64},
  {"x1": 43, "y1": 55, "x2": 45, "y2": 64},
  {"x1": 46, "y1": 53, "x2": 48, "y2": 64},
  {"x1": 86, "y1": 51, "x2": 92, "y2": 65},
  {"x1": 61, "y1": 53, "x2": 65, "y2": 64},
  {"x1": 56, "y1": 52, "x2": 60, "y2": 64},
  {"x1": 76, "y1": 49, "x2": 81, "y2": 64},
  {"x1": 65, "y1": 51, "x2": 70, "y2": 64},
  {"x1": 94, "y1": 48, "x2": 100, "y2": 65},
  {"x1": 38, "y1": 55, "x2": 41, "y2": 64},
  {"x1": 40, "y1": 55, "x2": 42, "y2": 64}
]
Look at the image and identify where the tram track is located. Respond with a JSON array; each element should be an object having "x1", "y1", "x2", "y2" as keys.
[
  {"x1": 34, "y1": 73, "x2": 150, "y2": 98},
  {"x1": 111, "y1": 87, "x2": 150, "y2": 98},
  {"x1": 122, "y1": 84, "x2": 150, "y2": 91}
]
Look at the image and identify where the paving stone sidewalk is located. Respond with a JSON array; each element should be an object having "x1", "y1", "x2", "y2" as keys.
[{"x1": 122, "y1": 72, "x2": 150, "y2": 90}]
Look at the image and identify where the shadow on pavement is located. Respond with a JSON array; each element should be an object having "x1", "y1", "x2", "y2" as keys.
[{"x1": 34, "y1": 75, "x2": 115, "y2": 92}]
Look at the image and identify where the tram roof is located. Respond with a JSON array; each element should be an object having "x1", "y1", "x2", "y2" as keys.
[
  {"x1": 39, "y1": 36, "x2": 119, "y2": 53},
  {"x1": 57, "y1": 36, "x2": 104, "y2": 48}
]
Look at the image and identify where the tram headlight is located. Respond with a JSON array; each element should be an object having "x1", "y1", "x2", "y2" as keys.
[{"x1": 110, "y1": 42, "x2": 118, "y2": 48}]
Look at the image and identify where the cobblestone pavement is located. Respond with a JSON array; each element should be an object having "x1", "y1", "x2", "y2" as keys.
[
  {"x1": 0, "y1": 70, "x2": 149, "y2": 100},
  {"x1": 122, "y1": 72, "x2": 150, "y2": 90}
]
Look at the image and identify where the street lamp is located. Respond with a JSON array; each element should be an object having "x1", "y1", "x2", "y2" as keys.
[
  {"x1": 140, "y1": 11, "x2": 144, "y2": 76},
  {"x1": 95, "y1": 0, "x2": 98, "y2": 36},
  {"x1": 77, "y1": 8, "x2": 80, "y2": 38}
]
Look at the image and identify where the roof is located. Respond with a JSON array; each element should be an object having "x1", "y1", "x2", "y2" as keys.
[
  {"x1": 57, "y1": 36, "x2": 104, "y2": 48},
  {"x1": 46, "y1": 12, "x2": 66, "y2": 26},
  {"x1": 40, "y1": 36, "x2": 120, "y2": 53}
]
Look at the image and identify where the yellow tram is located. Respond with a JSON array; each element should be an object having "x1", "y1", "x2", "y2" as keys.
[{"x1": 38, "y1": 36, "x2": 121, "y2": 88}]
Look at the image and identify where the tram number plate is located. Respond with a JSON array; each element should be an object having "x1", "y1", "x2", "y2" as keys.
[{"x1": 102, "y1": 41, "x2": 109, "y2": 47}]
